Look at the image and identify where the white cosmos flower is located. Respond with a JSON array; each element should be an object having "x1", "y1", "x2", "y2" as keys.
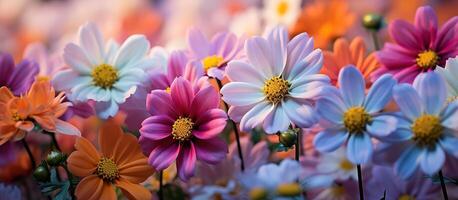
[
  {"x1": 53, "y1": 22, "x2": 152, "y2": 119},
  {"x1": 263, "y1": 0, "x2": 301, "y2": 27},
  {"x1": 316, "y1": 147, "x2": 358, "y2": 181}
]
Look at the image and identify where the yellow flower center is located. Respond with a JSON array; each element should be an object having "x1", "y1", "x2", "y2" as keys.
[
  {"x1": 12, "y1": 112, "x2": 24, "y2": 121},
  {"x1": 398, "y1": 194, "x2": 415, "y2": 200},
  {"x1": 96, "y1": 157, "x2": 119, "y2": 182},
  {"x1": 36, "y1": 75, "x2": 50, "y2": 82},
  {"x1": 276, "y1": 183, "x2": 302, "y2": 197},
  {"x1": 249, "y1": 187, "x2": 268, "y2": 200},
  {"x1": 263, "y1": 76, "x2": 290, "y2": 104},
  {"x1": 339, "y1": 159, "x2": 354, "y2": 171},
  {"x1": 416, "y1": 50, "x2": 439, "y2": 69},
  {"x1": 202, "y1": 55, "x2": 224, "y2": 71},
  {"x1": 276, "y1": 1, "x2": 289, "y2": 16},
  {"x1": 165, "y1": 87, "x2": 171, "y2": 94},
  {"x1": 172, "y1": 117, "x2": 194, "y2": 141},
  {"x1": 343, "y1": 107, "x2": 371, "y2": 134},
  {"x1": 411, "y1": 114, "x2": 443, "y2": 147},
  {"x1": 91, "y1": 64, "x2": 118, "y2": 88}
]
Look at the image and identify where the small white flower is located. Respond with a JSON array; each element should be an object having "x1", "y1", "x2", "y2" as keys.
[
  {"x1": 436, "y1": 56, "x2": 458, "y2": 103},
  {"x1": 316, "y1": 147, "x2": 358, "y2": 181},
  {"x1": 263, "y1": 0, "x2": 301, "y2": 27},
  {"x1": 53, "y1": 22, "x2": 152, "y2": 119}
]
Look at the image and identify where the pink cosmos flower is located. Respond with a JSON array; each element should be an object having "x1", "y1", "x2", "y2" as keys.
[
  {"x1": 186, "y1": 28, "x2": 244, "y2": 80},
  {"x1": 139, "y1": 77, "x2": 228, "y2": 181},
  {"x1": 121, "y1": 49, "x2": 208, "y2": 130},
  {"x1": 372, "y1": 6, "x2": 458, "y2": 83}
]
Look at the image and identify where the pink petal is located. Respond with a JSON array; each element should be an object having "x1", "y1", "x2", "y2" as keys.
[
  {"x1": 414, "y1": 6, "x2": 438, "y2": 48},
  {"x1": 170, "y1": 77, "x2": 194, "y2": 115},
  {"x1": 194, "y1": 137, "x2": 227, "y2": 164},
  {"x1": 389, "y1": 20, "x2": 422, "y2": 51},
  {"x1": 190, "y1": 86, "x2": 219, "y2": 119},
  {"x1": 147, "y1": 139, "x2": 180, "y2": 171},
  {"x1": 140, "y1": 116, "x2": 173, "y2": 140},
  {"x1": 146, "y1": 90, "x2": 176, "y2": 116},
  {"x1": 177, "y1": 142, "x2": 197, "y2": 181},
  {"x1": 187, "y1": 28, "x2": 210, "y2": 58},
  {"x1": 193, "y1": 109, "x2": 227, "y2": 139}
]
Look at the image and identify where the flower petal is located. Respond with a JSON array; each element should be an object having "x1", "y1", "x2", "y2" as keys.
[
  {"x1": 283, "y1": 99, "x2": 317, "y2": 128},
  {"x1": 339, "y1": 66, "x2": 365, "y2": 108},
  {"x1": 263, "y1": 104, "x2": 290, "y2": 133},
  {"x1": 364, "y1": 74, "x2": 396, "y2": 113},
  {"x1": 55, "y1": 119, "x2": 81, "y2": 136},
  {"x1": 240, "y1": 101, "x2": 274, "y2": 132},
  {"x1": 226, "y1": 60, "x2": 266, "y2": 86},
  {"x1": 389, "y1": 20, "x2": 422, "y2": 50},
  {"x1": 75, "y1": 175, "x2": 113, "y2": 200},
  {"x1": 347, "y1": 133, "x2": 373, "y2": 164},
  {"x1": 193, "y1": 109, "x2": 227, "y2": 139},
  {"x1": 177, "y1": 142, "x2": 197, "y2": 181},
  {"x1": 116, "y1": 179, "x2": 152, "y2": 200},
  {"x1": 170, "y1": 77, "x2": 194, "y2": 115},
  {"x1": 190, "y1": 86, "x2": 219, "y2": 118},
  {"x1": 313, "y1": 129, "x2": 347, "y2": 153},
  {"x1": 140, "y1": 116, "x2": 173, "y2": 140},
  {"x1": 246, "y1": 37, "x2": 277, "y2": 77},
  {"x1": 78, "y1": 22, "x2": 105, "y2": 64},
  {"x1": 394, "y1": 145, "x2": 422, "y2": 179},
  {"x1": 420, "y1": 146, "x2": 444, "y2": 175},
  {"x1": 413, "y1": 71, "x2": 446, "y2": 115},
  {"x1": 221, "y1": 82, "x2": 264, "y2": 106},
  {"x1": 414, "y1": 6, "x2": 438, "y2": 48},
  {"x1": 148, "y1": 140, "x2": 180, "y2": 171},
  {"x1": 316, "y1": 93, "x2": 345, "y2": 125},
  {"x1": 366, "y1": 115, "x2": 397, "y2": 137},
  {"x1": 441, "y1": 102, "x2": 458, "y2": 130},
  {"x1": 67, "y1": 151, "x2": 97, "y2": 177},
  {"x1": 393, "y1": 84, "x2": 423, "y2": 121},
  {"x1": 187, "y1": 28, "x2": 210, "y2": 58},
  {"x1": 194, "y1": 137, "x2": 228, "y2": 164},
  {"x1": 113, "y1": 35, "x2": 150, "y2": 69},
  {"x1": 63, "y1": 43, "x2": 93, "y2": 74},
  {"x1": 266, "y1": 26, "x2": 288, "y2": 75},
  {"x1": 94, "y1": 100, "x2": 119, "y2": 119}
]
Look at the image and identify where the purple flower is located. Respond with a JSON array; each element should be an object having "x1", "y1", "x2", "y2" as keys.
[
  {"x1": 186, "y1": 28, "x2": 244, "y2": 80},
  {"x1": 373, "y1": 6, "x2": 458, "y2": 83},
  {"x1": 0, "y1": 52, "x2": 38, "y2": 95},
  {"x1": 366, "y1": 166, "x2": 440, "y2": 199}
]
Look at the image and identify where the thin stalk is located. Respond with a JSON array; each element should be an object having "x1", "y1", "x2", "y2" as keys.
[
  {"x1": 44, "y1": 131, "x2": 61, "y2": 151},
  {"x1": 158, "y1": 170, "x2": 164, "y2": 200},
  {"x1": 295, "y1": 131, "x2": 300, "y2": 161},
  {"x1": 357, "y1": 164, "x2": 364, "y2": 200},
  {"x1": 438, "y1": 170, "x2": 449, "y2": 200},
  {"x1": 63, "y1": 164, "x2": 76, "y2": 200},
  {"x1": 215, "y1": 78, "x2": 245, "y2": 171},
  {"x1": 370, "y1": 31, "x2": 380, "y2": 50},
  {"x1": 22, "y1": 139, "x2": 36, "y2": 168}
]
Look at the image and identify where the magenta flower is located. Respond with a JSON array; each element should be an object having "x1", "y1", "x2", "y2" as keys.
[
  {"x1": 186, "y1": 28, "x2": 244, "y2": 80},
  {"x1": 373, "y1": 6, "x2": 458, "y2": 83},
  {"x1": 0, "y1": 52, "x2": 38, "y2": 95},
  {"x1": 121, "y1": 49, "x2": 208, "y2": 130},
  {"x1": 139, "y1": 77, "x2": 228, "y2": 181}
]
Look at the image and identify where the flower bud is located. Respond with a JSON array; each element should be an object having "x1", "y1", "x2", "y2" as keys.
[
  {"x1": 46, "y1": 151, "x2": 66, "y2": 166},
  {"x1": 33, "y1": 164, "x2": 50, "y2": 182},
  {"x1": 278, "y1": 129, "x2": 298, "y2": 148},
  {"x1": 362, "y1": 13, "x2": 384, "y2": 31}
]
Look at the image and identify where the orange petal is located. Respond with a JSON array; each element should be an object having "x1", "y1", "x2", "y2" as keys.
[
  {"x1": 67, "y1": 151, "x2": 97, "y2": 177},
  {"x1": 27, "y1": 80, "x2": 52, "y2": 106},
  {"x1": 74, "y1": 137, "x2": 101, "y2": 163},
  {"x1": 322, "y1": 51, "x2": 340, "y2": 82},
  {"x1": 119, "y1": 158, "x2": 154, "y2": 183},
  {"x1": 75, "y1": 175, "x2": 116, "y2": 200},
  {"x1": 0, "y1": 87, "x2": 14, "y2": 104},
  {"x1": 333, "y1": 38, "x2": 352, "y2": 66},
  {"x1": 16, "y1": 121, "x2": 34, "y2": 132},
  {"x1": 32, "y1": 115, "x2": 55, "y2": 130},
  {"x1": 349, "y1": 37, "x2": 366, "y2": 68},
  {"x1": 99, "y1": 120, "x2": 124, "y2": 158},
  {"x1": 116, "y1": 179, "x2": 152, "y2": 200}
]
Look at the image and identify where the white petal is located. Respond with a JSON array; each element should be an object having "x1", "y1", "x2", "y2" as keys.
[
  {"x1": 113, "y1": 35, "x2": 150, "y2": 69},
  {"x1": 55, "y1": 119, "x2": 81, "y2": 136},
  {"x1": 221, "y1": 82, "x2": 264, "y2": 106}
]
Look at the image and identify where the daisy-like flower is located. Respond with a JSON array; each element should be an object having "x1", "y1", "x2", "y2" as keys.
[
  {"x1": 240, "y1": 159, "x2": 304, "y2": 199},
  {"x1": 139, "y1": 77, "x2": 228, "y2": 181},
  {"x1": 322, "y1": 37, "x2": 379, "y2": 87},
  {"x1": 373, "y1": 6, "x2": 458, "y2": 83},
  {"x1": 436, "y1": 56, "x2": 458, "y2": 104},
  {"x1": 0, "y1": 80, "x2": 81, "y2": 145},
  {"x1": 186, "y1": 28, "x2": 244, "y2": 80},
  {"x1": 221, "y1": 26, "x2": 330, "y2": 133},
  {"x1": 316, "y1": 147, "x2": 358, "y2": 181},
  {"x1": 0, "y1": 52, "x2": 38, "y2": 95},
  {"x1": 366, "y1": 166, "x2": 440, "y2": 200},
  {"x1": 386, "y1": 71, "x2": 458, "y2": 179},
  {"x1": 53, "y1": 22, "x2": 152, "y2": 119},
  {"x1": 313, "y1": 66, "x2": 397, "y2": 164},
  {"x1": 262, "y1": 0, "x2": 301, "y2": 27},
  {"x1": 67, "y1": 120, "x2": 154, "y2": 200}
]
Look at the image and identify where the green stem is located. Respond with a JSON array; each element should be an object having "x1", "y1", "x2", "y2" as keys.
[
  {"x1": 295, "y1": 131, "x2": 300, "y2": 161},
  {"x1": 63, "y1": 164, "x2": 76, "y2": 200},
  {"x1": 21, "y1": 139, "x2": 36, "y2": 168},
  {"x1": 357, "y1": 164, "x2": 365, "y2": 200},
  {"x1": 44, "y1": 131, "x2": 61, "y2": 151},
  {"x1": 370, "y1": 31, "x2": 380, "y2": 50},
  {"x1": 158, "y1": 170, "x2": 164, "y2": 200},
  {"x1": 215, "y1": 78, "x2": 245, "y2": 171},
  {"x1": 439, "y1": 170, "x2": 449, "y2": 200}
]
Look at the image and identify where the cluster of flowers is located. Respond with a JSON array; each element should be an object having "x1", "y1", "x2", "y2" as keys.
[{"x1": 1, "y1": 2, "x2": 458, "y2": 200}]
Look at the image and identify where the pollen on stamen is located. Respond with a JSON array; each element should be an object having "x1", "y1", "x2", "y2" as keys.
[
  {"x1": 416, "y1": 50, "x2": 439, "y2": 70},
  {"x1": 411, "y1": 114, "x2": 443, "y2": 147},
  {"x1": 172, "y1": 116, "x2": 194, "y2": 141},
  {"x1": 343, "y1": 107, "x2": 371, "y2": 134},
  {"x1": 91, "y1": 64, "x2": 119, "y2": 89},
  {"x1": 263, "y1": 76, "x2": 290, "y2": 104}
]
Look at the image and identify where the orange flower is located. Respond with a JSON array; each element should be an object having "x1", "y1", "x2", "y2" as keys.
[
  {"x1": 68, "y1": 120, "x2": 154, "y2": 200},
  {"x1": 291, "y1": 0, "x2": 355, "y2": 49},
  {"x1": 0, "y1": 87, "x2": 33, "y2": 145},
  {"x1": 0, "y1": 79, "x2": 80, "y2": 145},
  {"x1": 321, "y1": 37, "x2": 379, "y2": 87}
]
